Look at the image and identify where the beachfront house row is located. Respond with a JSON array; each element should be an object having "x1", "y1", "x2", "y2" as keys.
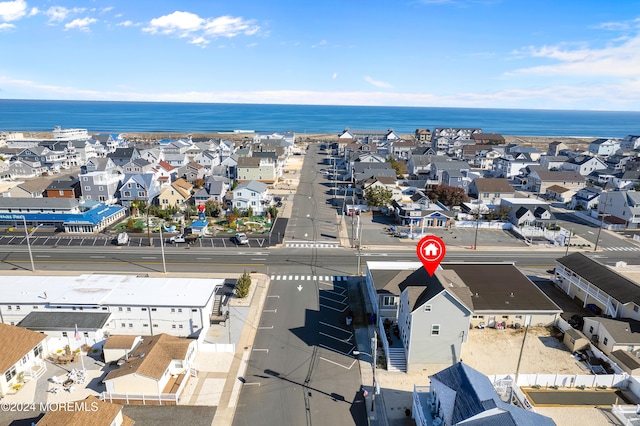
[
  {"x1": 0, "y1": 323, "x2": 48, "y2": 397},
  {"x1": 231, "y1": 180, "x2": 271, "y2": 215},
  {"x1": 102, "y1": 334, "x2": 197, "y2": 404}
]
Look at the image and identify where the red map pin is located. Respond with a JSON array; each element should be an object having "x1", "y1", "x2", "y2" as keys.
[{"x1": 416, "y1": 235, "x2": 446, "y2": 276}]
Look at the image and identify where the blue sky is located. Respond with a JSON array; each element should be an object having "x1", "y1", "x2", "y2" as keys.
[{"x1": 2, "y1": 0, "x2": 640, "y2": 110}]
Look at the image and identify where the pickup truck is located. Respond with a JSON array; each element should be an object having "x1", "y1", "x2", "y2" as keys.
[{"x1": 169, "y1": 233, "x2": 199, "y2": 244}]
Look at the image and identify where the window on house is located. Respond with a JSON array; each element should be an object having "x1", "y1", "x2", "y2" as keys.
[
  {"x1": 118, "y1": 307, "x2": 123, "y2": 311},
  {"x1": 83, "y1": 332, "x2": 89, "y2": 337},
  {"x1": 424, "y1": 305, "x2": 432, "y2": 312},
  {"x1": 34, "y1": 344, "x2": 42, "y2": 357},
  {"x1": 126, "y1": 307, "x2": 131, "y2": 312},
  {"x1": 120, "y1": 323, "x2": 125, "y2": 328},
  {"x1": 603, "y1": 337, "x2": 609, "y2": 345},
  {"x1": 151, "y1": 308, "x2": 157, "y2": 311},
  {"x1": 589, "y1": 326, "x2": 594, "y2": 333},
  {"x1": 172, "y1": 324, "x2": 177, "y2": 329},
  {"x1": 431, "y1": 324, "x2": 440, "y2": 336},
  {"x1": 171, "y1": 308, "x2": 175, "y2": 313},
  {"x1": 634, "y1": 305, "x2": 639, "y2": 313},
  {"x1": 179, "y1": 325, "x2": 183, "y2": 329},
  {"x1": 382, "y1": 296, "x2": 396, "y2": 307},
  {"x1": 5, "y1": 366, "x2": 16, "y2": 382},
  {"x1": 178, "y1": 308, "x2": 182, "y2": 313},
  {"x1": 142, "y1": 308, "x2": 147, "y2": 311}
]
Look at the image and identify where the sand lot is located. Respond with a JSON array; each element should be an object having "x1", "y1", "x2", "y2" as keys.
[{"x1": 376, "y1": 326, "x2": 616, "y2": 426}]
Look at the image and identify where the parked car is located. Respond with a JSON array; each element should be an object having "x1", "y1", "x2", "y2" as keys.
[
  {"x1": 116, "y1": 232, "x2": 129, "y2": 246},
  {"x1": 233, "y1": 233, "x2": 249, "y2": 245},
  {"x1": 568, "y1": 314, "x2": 584, "y2": 329}
]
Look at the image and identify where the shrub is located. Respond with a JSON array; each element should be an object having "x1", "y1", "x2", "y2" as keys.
[{"x1": 235, "y1": 271, "x2": 252, "y2": 298}]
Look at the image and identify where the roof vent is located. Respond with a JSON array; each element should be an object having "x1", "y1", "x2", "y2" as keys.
[
  {"x1": 474, "y1": 293, "x2": 479, "y2": 297},
  {"x1": 510, "y1": 292, "x2": 514, "y2": 297}
]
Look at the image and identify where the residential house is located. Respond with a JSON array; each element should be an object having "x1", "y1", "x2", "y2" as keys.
[
  {"x1": 338, "y1": 128, "x2": 400, "y2": 143},
  {"x1": 118, "y1": 174, "x2": 161, "y2": 208},
  {"x1": 598, "y1": 190, "x2": 640, "y2": 229},
  {"x1": 569, "y1": 186, "x2": 602, "y2": 210},
  {"x1": 364, "y1": 262, "x2": 561, "y2": 371},
  {"x1": 459, "y1": 145, "x2": 502, "y2": 170},
  {"x1": 441, "y1": 169, "x2": 471, "y2": 192},
  {"x1": 407, "y1": 154, "x2": 433, "y2": 176},
  {"x1": 589, "y1": 138, "x2": 621, "y2": 156},
  {"x1": 539, "y1": 155, "x2": 569, "y2": 170},
  {"x1": 621, "y1": 135, "x2": 640, "y2": 151},
  {"x1": 107, "y1": 147, "x2": 140, "y2": 168},
  {"x1": 17, "y1": 145, "x2": 67, "y2": 173},
  {"x1": 581, "y1": 317, "x2": 640, "y2": 374},
  {"x1": 80, "y1": 171, "x2": 123, "y2": 204},
  {"x1": 236, "y1": 156, "x2": 277, "y2": 184},
  {"x1": 122, "y1": 158, "x2": 154, "y2": 175},
  {"x1": 103, "y1": 335, "x2": 143, "y2": 363},
  {"x1": 545, "y1": 185, "x2": 576, "y2": 203},
  {"x1": 194, "y1": 150, "x2": 221, "y2": 170},
  {"x1": 358, "y1": 177, "x2": 402, "y2": 202},
  {"x1": 102, "y1": 334, "x2": 196, "y2": 404},
  {"x1": 391, "y1": 199, "x2": 452, "y2": 227},
  {"x1": 352, "y1": 162, "x2": 396, "y2": 182},
  {"x1": 82, "y1": 157, "x2": 117, "y2": 174},
  {"x1": 177, "y1": 161, "x2": 206, "y2": 185},
  {"x1": 0, "y1": 323, "x2": 47, "y2": 396},
  {"x1": 37, "y1": 395, "x2": 134, "y2": 426},
  {"x1": 525, "y1": 170, "x2": 585, "y2": 194},
  {"x1": 612, "y1": 170, "x2": 640, "y2": 191},
  {"x1": 491, "y1": 153, "x2": 538, "y2": 179},
  {"x1": 554, "y1": 252, "x2": 640, "y2": 319},
  {"x1": 391, "y1": 140, "x2": 417, "y2": 160},
  {"x1": 506, "y1": 145, "x2": 543, "y2": 162},
  {"x1": 193, "y1": 176, "x2": 228, "y2": 204},
  {"x1": 8, "y1": 159, "x2": 42, "y2": 179},
  {"x1": 467, "y1": 178, "x2": 516, "y2": 205},
  {"x1": 430, "y1": 160, "x2": 469, "y2": 183},
  {"x1": 413, "y1": 362, "x2": 555, "y2": 426},
  {"x1": 163, "y1": 152, "x2": 190, "y2": 168},
  {"x1": 4, "y1": 178, "x2": 49, "y2": 198},
  {"x1": 470, "y1": 132, "x2": 505, "y2": 145},
  {"x1": 414, "y1": 128, "x2": 431, "y2": 143},
  {"x1": 547, "y1": 141, "x2": 569, "y2": 156},
  {"x1": 139, "y1": 147, "x2": 164, "y2": 164},
  {"x1": 93, "y1": 133, "x2": 125, "y2": 153},
  {"x1": 65, "y1": 139, "x2": 99, "y2": 167},
  {"x1": 232, "y1": 180, "x2": 271, "y2": 215},
  {"x1": 500, "y1": 198, "x2": 556, "y2": 228},
  {"x1": 158, "y1": 178, "x2": 193, "y2": 211},
  {"x1": 44, "y1": 178, "x2": 81, "y2": 199},
  {"x1": 562, "y1": 155, "x2": 607, "y2": 176}
]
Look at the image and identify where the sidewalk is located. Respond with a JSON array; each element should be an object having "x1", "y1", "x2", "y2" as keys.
[{"x1": 211, "y1": 274, "x2": 271, "y2": 426}]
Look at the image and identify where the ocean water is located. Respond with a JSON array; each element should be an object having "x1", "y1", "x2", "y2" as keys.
[{"x1": 0, "y1": 99, "x2": 639, "y2": 137}]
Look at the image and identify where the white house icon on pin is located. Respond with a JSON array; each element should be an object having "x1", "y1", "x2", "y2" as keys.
[{"x1": 423, "y1": 242, "x2": 439, "y2": 258}]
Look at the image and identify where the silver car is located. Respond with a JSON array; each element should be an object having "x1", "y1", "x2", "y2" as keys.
[{"x1": 234, "y1": 233, "x2": 249, "y2": 245}]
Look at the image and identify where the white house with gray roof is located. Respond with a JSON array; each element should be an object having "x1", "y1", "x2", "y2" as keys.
[{"x1": 232, "y1": 180, "x2": 271, "y2": 215}]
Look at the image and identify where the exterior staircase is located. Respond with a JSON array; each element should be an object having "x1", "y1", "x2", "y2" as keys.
[{"x1": 386, "y1": 347, "x2": 406, "y2": 372}]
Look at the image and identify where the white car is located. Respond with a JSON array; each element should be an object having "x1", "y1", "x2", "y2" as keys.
[{"x1": 234, "y1": 233, "x2": 249, "y2": 245}]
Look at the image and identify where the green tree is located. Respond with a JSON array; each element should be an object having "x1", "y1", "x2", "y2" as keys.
[
  {"x1": 235, "y1": 271, "x2": 252, "y2": 298},
  {"x1": 267, "y1": 206, "x2": 279, "y2": 219},
  {"x1": 428, "y1": 185, "x2": 469, "y2": 207},
  {"x1": 232, "y1": 207, "x2": 241, "y2": 217},
  {"x1": 205, "y1": 200, "x2": 221, "y2": 218},
  {"x1": 386, "y1": 156, "x2": 406, "y2": 178},
  {"x1": 364, "y1": 186, "x2": 394, "y2": 208}
]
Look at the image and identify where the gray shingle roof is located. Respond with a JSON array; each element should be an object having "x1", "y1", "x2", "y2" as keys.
[{"x1": 18, "y1": 312, "x2": 111, "y2": 330}]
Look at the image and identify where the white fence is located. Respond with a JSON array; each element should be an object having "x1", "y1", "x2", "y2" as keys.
[
  {"x1": 489, "y1": 373, "x2": 628, "y2": 389},
  {"x1": 454, "y1": 221, "x2": 511, "y2": 230},
  {"x1": 101, "y1": 391, "x2": 180, "y2": 405}
]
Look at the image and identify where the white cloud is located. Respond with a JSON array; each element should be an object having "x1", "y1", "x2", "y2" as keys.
[
  {"x1": 143, "y1": 11, "x2": 259, "y2": 46},
  {"x1": 45, "y1": 6, "x2": 85, "y2": 24},
  {"x1": 510, "y1": 33, "x2": 640, "y2": 78},
  {"x1": 0, "y1": 0, "x2": 27, "y2": 22},
  {"x1": 65, "y1": 17, "x2": 97, "y2": 31},
  {"x1": 0, "y1": 22, "x2": 15, "y2": 30},
  {"x1": 28, "y1": 6, "x2": 37, "y2": 16},
  {"x1": 332, "y1": 72, "x2": 338, "y2": 79},
  {"x1": 312, "y1": 39, "x2": 327, "y2": 48},
  {"x1": 364, "y1": 76, "x2": 393, "y2": 88},
  {"x1": 117, "y1": 20, "x2": 133, "y2": 27},
  {"x1": 246, "y1": 42, "x2": 257, "y2": 48}
]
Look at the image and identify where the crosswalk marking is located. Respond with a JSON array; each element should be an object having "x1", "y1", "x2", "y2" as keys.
[
  {"x1": 285, "y1": 243, "x2": 340, "y2": 249},
  {"x1": 603, "y1": 247, "x2": 640, "y2": 251},
  {"x1": 270, "y1": 275, "x2": 349, "y2": 282}
]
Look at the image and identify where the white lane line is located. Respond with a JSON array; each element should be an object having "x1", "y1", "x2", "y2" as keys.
[
  {"x1": 319, "y1": 344, "x2": 356, "y2": 356},
  {"x1": 267, "y1": 295, "x2": 280, "y2": 298},
  {"x1": 319, "y1": 332, "x2": 351, "y2": 343},
  {"x1": 319, "y1": 321, "x2": 352, "y2": 334},
  {"x1": 197, "y1": 257, "x2": 212, "y2": 260},
  {"x1": 142, "y1": 256, "x2": 157, "y2": 259},
  {"x1": 319, "y1": 304, "x2": 349, "y2": 312},
  {"x1": 263, "y1": 309, "x2": 277, "y2": 313},
  {"x1": 319, "y1": 357, "x2": 357, "y2": 370},
  {"x1": 243, "y1": 382, "x2": 261, "y2": 386},
  {"x1": 251, "y1": 258, "x2": 266, "y2": 261},
  {"x1": 258, "y1": 326, "x2": 274, "y2": 329},
  {"x1": 252, "y1": 348, "x2": 269, "y2": 353},
  {"x1": 36, "y1": 255, "x2": 51, "y2": 258},
  {"x1": 90, "y1": 256, "x2": 105, "y2": 258}
]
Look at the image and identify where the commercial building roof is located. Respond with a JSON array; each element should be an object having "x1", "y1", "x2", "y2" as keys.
[{"x1": 18, "y1": 312, "x2": 111, "y2": 330}]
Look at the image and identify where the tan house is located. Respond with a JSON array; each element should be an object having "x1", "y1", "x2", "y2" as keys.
[
  {"x1": 545, "y1": 184, "x2": 576, "y2": 203},
  {"x1": 103, "y1": 335, "x2": 143, "y2": 363},
  {"x1": 236, "y1": 156, "x2": 277, "y2": 184},
  {"x1": 158, "y1": 178, "x2": 193, "y2": 210},
  {"x1": 0, "y1": 323, "x2": 48, "y2": 396},
  {"x1": 358, "y1": 176, "x2": 402, "y2": 202},
  {"x1": 467, "y1": 178, "x2": 515, "y2": 205},
  {"x1": 102, "y1": 333, "x2": 196, "y2": 405},
  {"x1": 38, "y1": 395, "x2": 134, "y2": 426}
]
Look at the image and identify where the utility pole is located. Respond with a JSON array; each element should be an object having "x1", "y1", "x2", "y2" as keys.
[
  {"x1": 515, "y1": 315, "x2": 531, "y2": 384},
  {"x1": 594, "y1": 193, "x2": 609, "y2": 252},
  {"x1": 22, "y1": 216, "x2": 35, "y2": 272},
  {"x1": 159, "y1": 226, "x2": 167, "y2": 273},
  {"x1": 564, "y1": 228, "x2": 573, "y2": 257},
  {"x1": 371, "y1": 331, "x2": 377, "y2": 412},
  {"x1": 473, "y1": 204, "x2": 481, "y2": 250}
]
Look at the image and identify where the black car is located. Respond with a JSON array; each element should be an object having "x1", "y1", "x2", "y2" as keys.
[{"x1": 568, "y1": 314, "x2": 584, "y2": 329}]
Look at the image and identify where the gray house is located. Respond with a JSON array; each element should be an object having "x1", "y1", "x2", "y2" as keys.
[{"x1": 80, "y1": 171, "x2": 123, "y2": 205}]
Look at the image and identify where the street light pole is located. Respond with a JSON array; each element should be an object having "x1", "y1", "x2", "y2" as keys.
[
  {"x1": 159, "y1": 226, "x2": 167, "y2": 273},
  {"x1": 594, "y1": 193, "x2": 609, "y2": 252},
  {"x1": 22, "y1": 216, "x2": 35, "y2": 271},
  {"x1": 473, "y1": 204, "x2": 481, "y2": 250},
  {"x1": 564, "y1": 228, "x2": 573, "y2": 257}
]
